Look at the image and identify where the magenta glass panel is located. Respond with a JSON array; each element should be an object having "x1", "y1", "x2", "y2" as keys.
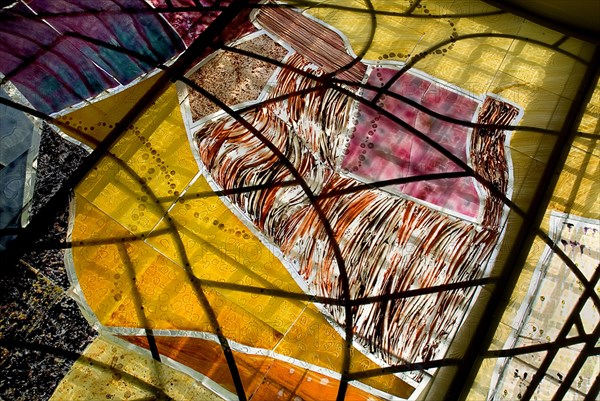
[{"x1": 343, "y1": 67, "x2": 482, "y2": 219}]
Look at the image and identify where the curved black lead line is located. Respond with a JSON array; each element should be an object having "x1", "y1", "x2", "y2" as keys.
[
  {"x1": 2, "y1": 4, "x2": 584, "y2": 396},
  {"x1": 157, "y1": 179, "x2": 299, "y2": 202},
  {"x1": 173, "y1": 276, "x2": 498, "y2": 307},
  {"x1": 484, "y1": 332, "x2": 597, "y2": 359},
  {"x1": 0, "y1": 3, "x2": 592, "y2": 400},
  {"x1": 29, "y1": 227, "x2": 172, "y2": 250},
  {"x1": 318, "y1": 171, "x2": 471, "y2": 199},
  {"x1": 405, "y1": 0, "x2": 422, "y2": 15},
  {"x1": 266, "y1": 0, "x2": 503, "y2": 19},
  {"x1": 326, "y1": 0, "x2": 377, "y2": 397},
  {"x1": 371, "y1": 31, "x2": 589, "y2": 104},
  {"x1": 1, "y1": 26, "x2": 520, "y2": 391},
  {"x1": 5, "y1": 25, "x2": 516, "y2": 398},
  {"x1": 117, "y1": 243, "x2": 162, "y2": 362}
]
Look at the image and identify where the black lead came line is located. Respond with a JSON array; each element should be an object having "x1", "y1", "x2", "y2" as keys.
[{"x1": 117, "y1": 243, "x2": 162, "y2": 363}]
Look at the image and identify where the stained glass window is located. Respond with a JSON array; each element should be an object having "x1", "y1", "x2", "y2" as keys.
[{"x1": 1, "y1": 1, "x2": 598, "y2": 400}]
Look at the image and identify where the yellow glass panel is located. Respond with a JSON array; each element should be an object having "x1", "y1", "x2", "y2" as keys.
[
  {"x1": 274, "y1": 305, "x2": 415, "y2": 399},
  {"x1": 49, "y1": 336, "x2": 223, "y2": 401},
  {"x1": 546, "y1": 146, "x2": 600, "y2": 221},
  {"x1": 72, "y1": 193, "x2": 282, "y2": 349},
  {"x1": 57, "y1": 73, "x2": 164, "y2": 148},
  {"x1": 76, "y1": 85, "x2": 197, "y2": 234},
  {"x1": 147, "y1": 176, "x2": 308, "y2": 336}
]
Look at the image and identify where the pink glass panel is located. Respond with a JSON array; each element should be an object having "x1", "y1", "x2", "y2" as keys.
[{"x1": 343, "y1": 67, "x2": 482, "y2": 219}]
